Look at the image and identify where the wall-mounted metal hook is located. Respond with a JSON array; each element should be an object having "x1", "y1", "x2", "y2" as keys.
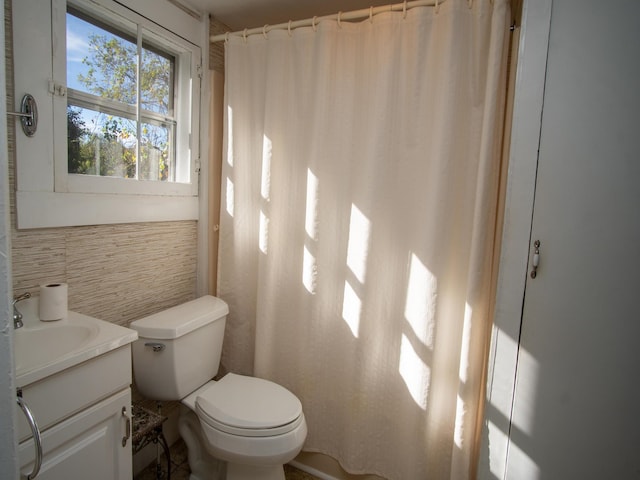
[{"x1": 7, "y1": 93, "x2": 38, "y2": 137}]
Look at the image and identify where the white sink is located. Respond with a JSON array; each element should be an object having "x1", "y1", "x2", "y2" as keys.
[
  {"x1": 14, "y1": 323, "x2": 99, "y2": 372},
  {"x1": 13, "y1": 297, "x2": 138, "y2": 387}
]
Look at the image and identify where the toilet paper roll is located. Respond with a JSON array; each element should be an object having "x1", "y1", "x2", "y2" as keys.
[{"x1": 39, "y1": 283, "x2": 68, "y2": 321}]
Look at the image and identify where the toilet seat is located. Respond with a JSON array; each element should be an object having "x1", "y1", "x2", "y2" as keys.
[{"x1": 194, "y1": 373, "x2": 303, "y2": 438}]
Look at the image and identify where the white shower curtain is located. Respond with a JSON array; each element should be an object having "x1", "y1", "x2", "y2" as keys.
[{"x1": 218, "y1": 1, "x2": 510, "y2": 478}]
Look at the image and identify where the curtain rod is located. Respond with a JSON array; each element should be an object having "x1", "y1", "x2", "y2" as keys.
[{"x1": 210, "y1": 0, "x2": 448, "y2": 43}]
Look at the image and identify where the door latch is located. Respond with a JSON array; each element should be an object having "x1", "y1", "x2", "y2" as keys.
[{"x1": 530, "y1": 240, "x2": 541, "y2": 278}]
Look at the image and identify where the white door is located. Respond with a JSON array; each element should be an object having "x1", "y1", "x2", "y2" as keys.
[{"x1": 506, "y1": 1, "x2": 640, "y2": 478}]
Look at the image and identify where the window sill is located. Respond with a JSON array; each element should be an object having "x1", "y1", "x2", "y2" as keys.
[{"x1": 16, "y1": 191, "x2": 198, "y2": 229}]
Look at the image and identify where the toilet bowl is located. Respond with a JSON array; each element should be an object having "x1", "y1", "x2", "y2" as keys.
[{"x1": 129, "y1": 296, "x2": 307, "y2": 480}]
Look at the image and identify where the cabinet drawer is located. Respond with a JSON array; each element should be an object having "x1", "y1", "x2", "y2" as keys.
[{"x1": 17, "y1": 346, "x2": 132, "y2": 442}]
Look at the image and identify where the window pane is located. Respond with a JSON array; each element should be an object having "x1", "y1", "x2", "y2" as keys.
[
  {"x1": 140, "y1": 122, "x2": 173, "y2": 181},
  {"x1": 66, "y1": 8, "x2": 181, "y2": 185},
  {"x1": 68, "y1": 106, "x2": 137, "y2": 179},
  {"x1": 141, "y1": 40, "x2": 174, "y2": 115},
  {"x1": 67, "y1": 10, "x2": 137, "y2": 106}
]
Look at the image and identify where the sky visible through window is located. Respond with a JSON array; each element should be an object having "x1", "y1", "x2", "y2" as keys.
[{"x1": 67, "y1": 14, "x2": 96, "y2": 91}]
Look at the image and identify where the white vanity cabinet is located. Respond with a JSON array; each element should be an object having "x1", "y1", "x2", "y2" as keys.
[{"x1": 17, "y1": 346, "x2": 134, "y2": 480}]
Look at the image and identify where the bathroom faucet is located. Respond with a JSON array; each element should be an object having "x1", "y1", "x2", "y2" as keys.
[{"x1": 13, "y1": 292, "x2": 31, "y2": 329}]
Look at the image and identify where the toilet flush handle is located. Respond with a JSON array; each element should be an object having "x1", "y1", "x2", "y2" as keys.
[{"x1": 145, "y1": 342, "x2": 166, "y2": 352}]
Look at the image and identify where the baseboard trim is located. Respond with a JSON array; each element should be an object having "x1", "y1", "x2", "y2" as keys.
[{"x1": 289, "y1": 460, "x2": 342, "y2": 480}]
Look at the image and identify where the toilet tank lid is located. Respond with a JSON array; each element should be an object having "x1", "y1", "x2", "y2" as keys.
[{"x1": 129, "y1": 295, "x2": 229, "y2": 340}]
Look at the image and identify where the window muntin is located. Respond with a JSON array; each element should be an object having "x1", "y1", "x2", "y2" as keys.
[{"x1": 66, "y1": 7, "x2": 181, "y2": 183}]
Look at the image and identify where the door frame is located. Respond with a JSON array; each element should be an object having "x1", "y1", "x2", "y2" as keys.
[
  {"x1": 478, "y1": 0, "x2": 552, "y2": 479},
  {"x1": 0, "y1": 2, "x2": 19, "y2": 477}
]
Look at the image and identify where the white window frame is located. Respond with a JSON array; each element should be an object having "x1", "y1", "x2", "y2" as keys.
[{"x1": 12, "y1": 0, "x2": 203, "y2": 228}]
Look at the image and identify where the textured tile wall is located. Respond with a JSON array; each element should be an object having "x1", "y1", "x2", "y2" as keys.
[
  {"x1": 11, "y1": 222, "x2": 198, "y2": 326},
  {"x1": 5, "y1": 0, "x2": 198, "y2": 326},
  {"x1": 209, "y1": 16, "x2": 230, "y2": 74}
]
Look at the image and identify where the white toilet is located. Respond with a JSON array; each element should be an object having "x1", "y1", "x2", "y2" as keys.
[{"x1": 129, "y1": 295, "x2": 307, "y2": 480}]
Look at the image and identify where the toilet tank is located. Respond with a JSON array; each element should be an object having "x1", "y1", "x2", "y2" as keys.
[{"x1": 129, "y1": 295, "x2": 229, "y2": 401}]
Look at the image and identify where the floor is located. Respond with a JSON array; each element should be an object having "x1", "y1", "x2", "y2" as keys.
[{"x1": 134, "y1": 439, "x2": 320, "y2": 480}]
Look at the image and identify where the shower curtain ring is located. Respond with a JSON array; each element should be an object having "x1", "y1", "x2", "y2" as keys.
[
  {"x1": 288, "y1": 20, "x2": 293, "y2": 36},
  {"x1": 312, "y1": 16, "x2": 318, "y2": 31},
  {"x1": 403, "y1": 1, "x2": 408, "y2": 18},
  {"x1": 468, "y1": 0, "x2": 473, "y2": 8},
  {"x1": 369, "y1": 6, "x2": 374, "y2": 23},
  {"x1": 337, "y1": 11, "x2": 342, "y2": 28},
  {"x1": 243, "y1": 28, "x2": 248, "y2": 43},
  {"x1": 224, "y1": 32, "x2": 230, "y2": 43},
  {"x1": 435, "y1": 0, "x2": 440, "y2": 14},
  {"x1": 263, "y1": 24, "x2": 269, "y2": 39}
]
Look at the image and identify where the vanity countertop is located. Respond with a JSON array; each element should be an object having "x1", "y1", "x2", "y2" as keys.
[{"x1": 14, "y1": 297, "x2": 138, "y2": 388}]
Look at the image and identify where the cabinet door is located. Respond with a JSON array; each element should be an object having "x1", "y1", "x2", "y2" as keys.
[
  {"x1": 19, "y1": 389, "x2": 132, "y2": 480},
  {"x1": 506, "y1": 0, "x2": 640, "y2": 478}
]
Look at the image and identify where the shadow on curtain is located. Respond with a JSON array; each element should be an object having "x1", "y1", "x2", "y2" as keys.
[{"x1": 217, "y1": 1, "x2": 510, "y2": 478}]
